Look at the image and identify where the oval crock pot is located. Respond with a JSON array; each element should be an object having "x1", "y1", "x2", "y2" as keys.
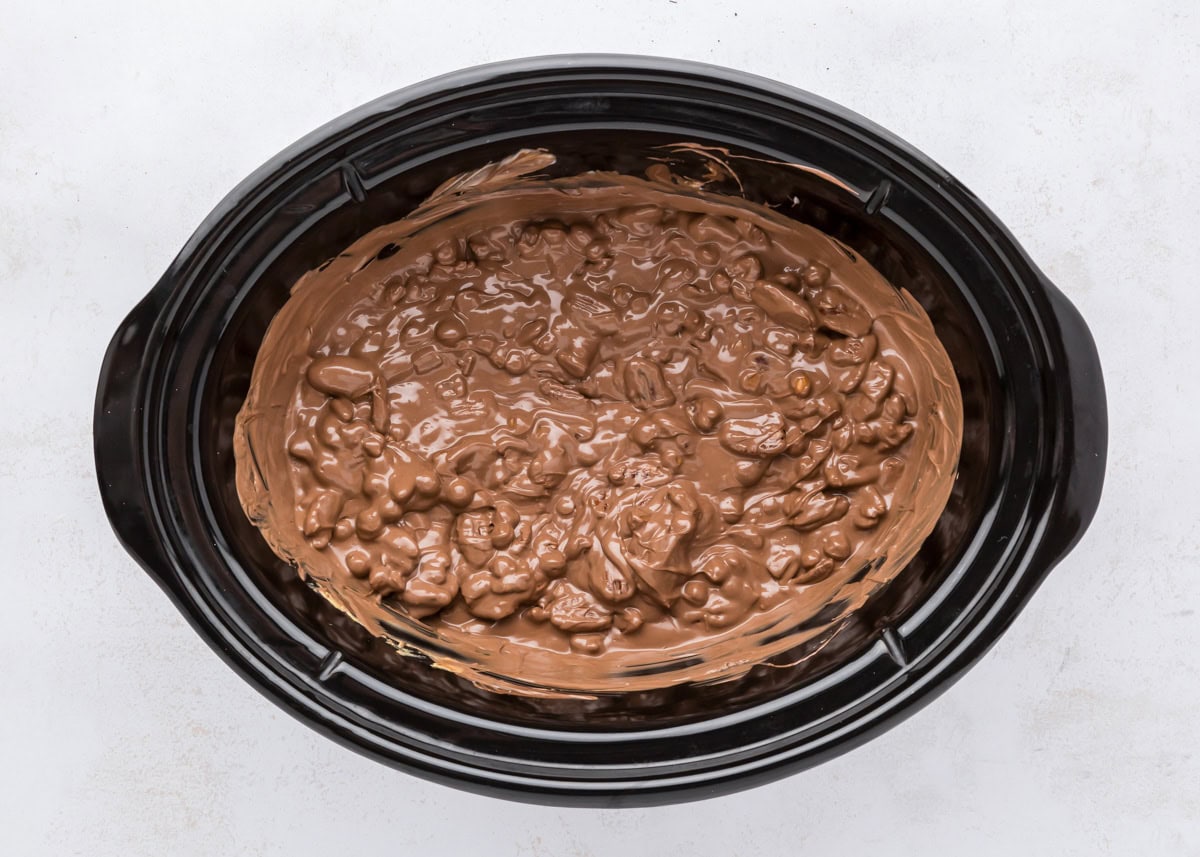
[{"x1": 94, "y1": 55, "x2": 1106, "y2": 806}]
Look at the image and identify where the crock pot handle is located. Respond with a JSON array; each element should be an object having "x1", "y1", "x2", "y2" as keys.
[
  {"x1": 94, "y1": 290, "x2": 178, "y2": 593},
  {"x1": 1037, "y1": 280, "x2": 1108, "y2": 567}
]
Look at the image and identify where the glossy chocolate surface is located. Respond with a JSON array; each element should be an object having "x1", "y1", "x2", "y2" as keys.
[{"x1": 235, "y1": 152, "x2": 962, "y2": 694}]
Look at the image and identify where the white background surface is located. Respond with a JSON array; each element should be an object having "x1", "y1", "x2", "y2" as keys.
[{"x1": 2, "y1": 1, "x2": 1197, "y2": 854}]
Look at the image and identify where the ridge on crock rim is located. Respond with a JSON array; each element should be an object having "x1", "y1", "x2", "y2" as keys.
[{"x1": 94, "y1": 54, "x2": 1107, "y2": 806}]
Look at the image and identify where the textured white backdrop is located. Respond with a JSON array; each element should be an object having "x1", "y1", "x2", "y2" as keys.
[{"x1": 2, "y1": 1, "x2": 1197, "y2": 854}]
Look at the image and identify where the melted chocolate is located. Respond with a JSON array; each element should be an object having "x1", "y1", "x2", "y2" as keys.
[{"x1": 235, "y1": 151, "x2": 963, "y2": 696}]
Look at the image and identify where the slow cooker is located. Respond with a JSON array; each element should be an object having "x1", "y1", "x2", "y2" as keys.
[{"x1": 94, "y1": 55, "x2": 1106, "y2": 805}]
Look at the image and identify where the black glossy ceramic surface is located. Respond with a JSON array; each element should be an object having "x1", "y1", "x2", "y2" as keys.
[{"x1": 94, "y1": 55, "x2": 1106, "y2": 805}]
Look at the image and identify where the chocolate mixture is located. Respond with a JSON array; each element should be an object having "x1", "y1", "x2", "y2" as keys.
[{"x1": 235, "y1": 151, "x2": 963, "y2": 695}]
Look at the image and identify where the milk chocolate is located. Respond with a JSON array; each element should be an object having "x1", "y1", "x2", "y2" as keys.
[{"x1": 235, "y1": 150, "x2": 963, "y2": 696}]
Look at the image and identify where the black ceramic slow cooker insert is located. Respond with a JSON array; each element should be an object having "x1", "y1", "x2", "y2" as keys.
[{"x1": 94, "y1": 55, "x2": 1106, "y2": 805}]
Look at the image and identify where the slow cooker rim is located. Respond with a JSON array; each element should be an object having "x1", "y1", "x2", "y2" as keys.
[{"x1": 96, "y1": 54, "x2": 1104, "y2": 803}]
